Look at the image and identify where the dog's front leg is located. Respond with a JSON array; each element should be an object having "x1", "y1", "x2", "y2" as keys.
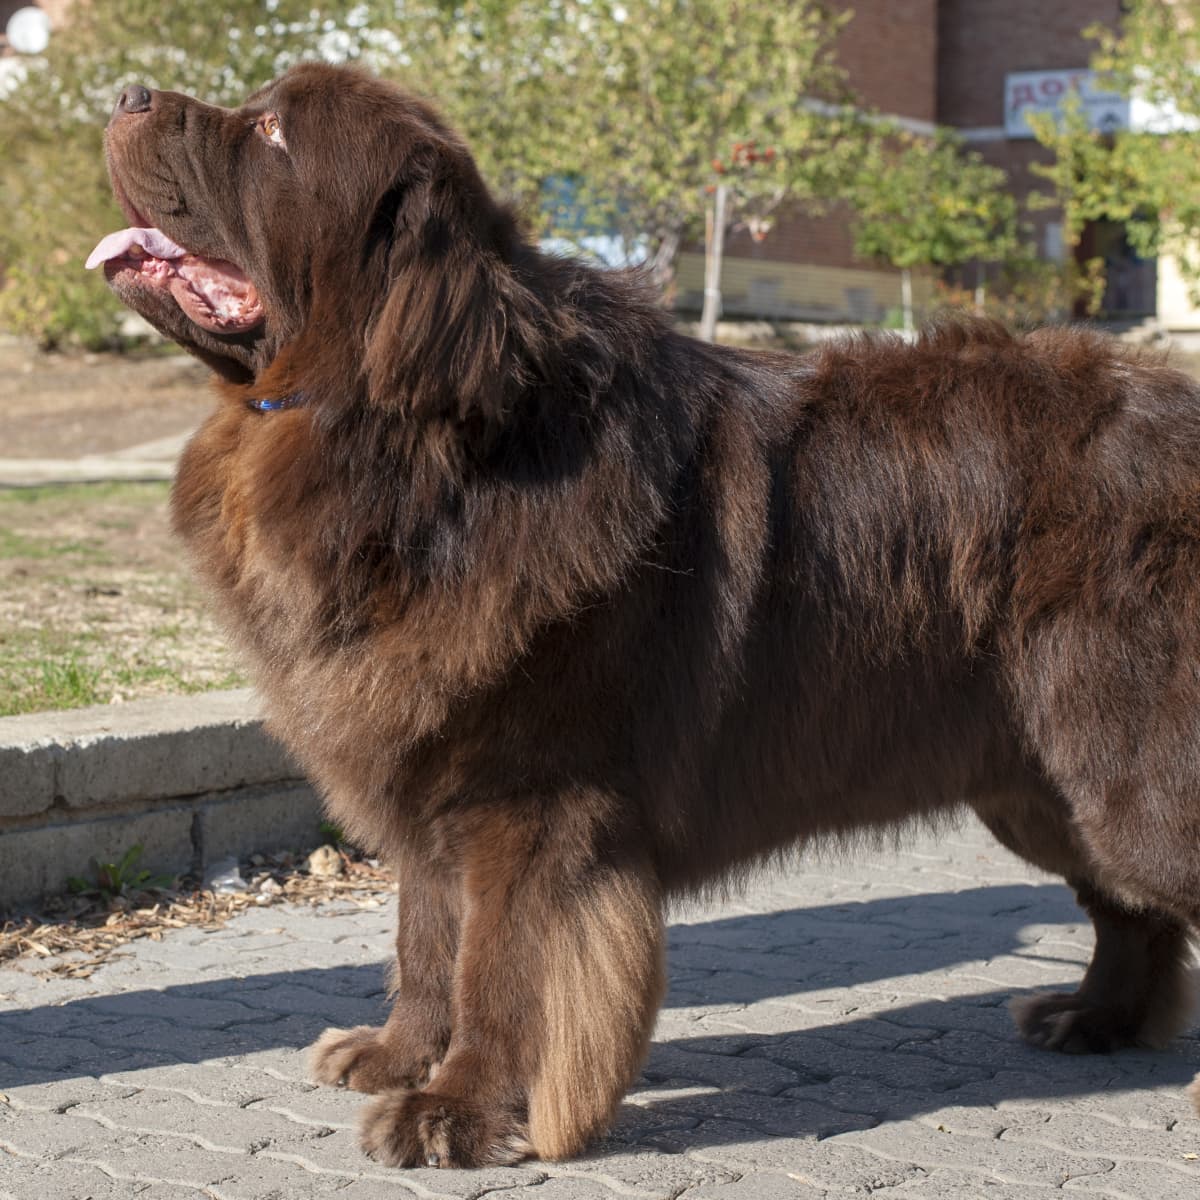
[
  {"x1": 359, "y1": 805, "x2": 666, "y2": 1168},
  {"x1": 309, "y1": 841, "x2": 459, "y2": 1093}
]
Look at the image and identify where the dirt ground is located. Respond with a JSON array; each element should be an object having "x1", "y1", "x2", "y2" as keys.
[
  {"x1": 1, "y1": 340, "x2": 240, "y2": 715},
  {"x1": 0, "y1": 339, "x2": 214, "y2": 459}
]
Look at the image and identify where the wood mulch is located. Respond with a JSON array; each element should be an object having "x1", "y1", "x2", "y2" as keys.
[{"x1": 0, "y1": 847, "x2": 394, "y2": 981}]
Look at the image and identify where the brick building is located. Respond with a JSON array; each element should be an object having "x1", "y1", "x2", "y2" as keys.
[{"x1": 676, "y1": 1, "x2": 1178, "y2": 328}]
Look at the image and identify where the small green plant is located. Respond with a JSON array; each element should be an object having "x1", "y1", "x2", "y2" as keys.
[
  {"x1": 67, "y1": 843, "x2": 174, "y2": 898},
  {"x1": 319, "y1": 820, "x2": 345, "y2": 846},
  {"x1": 37, "y1": 656, "x2": 104, "y2": 711}
]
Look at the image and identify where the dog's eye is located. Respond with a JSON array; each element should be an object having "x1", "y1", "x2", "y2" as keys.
[{"x1": 258, "y1": 112, "x2": 287, "y2": 150}]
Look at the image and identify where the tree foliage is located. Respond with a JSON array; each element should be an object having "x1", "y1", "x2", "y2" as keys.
[
  {"x1": 1, "y1": 0, "x2": 874, "y2": 345},
  {"x1": 849, "y1": 128, "x2": 1018, "y2": 271},
  {"x1": 1028, "y1": 1, "x2": 1200, "y2": 303},
  {"x1": 456, "y1": 0, "x2": 868, "y2": 284},
  {"x1": 847, "y1": 128, "x2": 1019, "y2": 328}
]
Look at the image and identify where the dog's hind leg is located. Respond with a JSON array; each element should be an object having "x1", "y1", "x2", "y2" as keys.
[
  {"x1": 358, "y1": 806, "x2": 665, "y2": 1168},
  {"x1": 971, "y1": 789, "x2": 1195, "y2": 1054},
  {"x1": 309, "y1": 842, "x2": 460, "y2": 1093},
  {"x1": 1010, "y1": 882, "x2": 1193, "y2": 1053}
]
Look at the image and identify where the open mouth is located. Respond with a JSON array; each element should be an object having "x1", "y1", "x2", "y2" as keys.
[{"x1": 86, "y1": 226, "x2": 264, "y2": 335}]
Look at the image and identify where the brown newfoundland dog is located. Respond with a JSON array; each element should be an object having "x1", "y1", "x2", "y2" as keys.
[{"x1": 90, "y1": 63, "x2": 1200, "y2": 1168}]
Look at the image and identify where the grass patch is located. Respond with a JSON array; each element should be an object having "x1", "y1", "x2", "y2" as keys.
[
  {"x1": 0, "y1": 633, "x2": 103, "y2": 716},
  {"x1": 0, "y1": 528, "x2": 112, "y2": 564},
  {"x1": 0, "y1": 482, "x2": 166, "y2": 564},
  {"x1": 0, "y1": 479, "x2": 245, "y2": 716},
  {"x1": 32, "y1": 654, "x2": 105, "y2": 712},
  {"x1": 0, "y1": 629, "x2": 248, "y2": 717},
  {"x1": 0, "y1": 480, "x2": 171, "y2": 508}
]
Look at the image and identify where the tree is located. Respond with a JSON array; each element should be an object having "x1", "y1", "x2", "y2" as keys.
[
  {"x1": 848, "y1": 128, "x2": 1019, "y2": 332},
  {"x1": 1027, "y1": 1, "x2": 1200, "y2": 305},
  {"x1": 513, "y1": 0, "x2": 871, "y2": 292},
  {"x1": 698, "y1": 138, "x2": 786, "y2": 342},
  {"x1": 372, "y1": 0, "x2": 874, "y2": 294},
  {"x1": 1, "y1": 0, "x2": 873, "y2": 346}
]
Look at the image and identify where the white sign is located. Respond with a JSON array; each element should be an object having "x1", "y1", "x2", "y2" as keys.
[{"x1": 1004, "y1": 70, "x2": 1129, "y2": 139}]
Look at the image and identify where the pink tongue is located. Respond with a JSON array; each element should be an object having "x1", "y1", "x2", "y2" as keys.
[{"x1": 85, "y1": 227, "x2": 187, "y2": 269}]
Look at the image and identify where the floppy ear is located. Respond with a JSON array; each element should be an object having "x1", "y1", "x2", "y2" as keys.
[{"x1": 362, "y1": 143, "x2": 549, "y2": 426}]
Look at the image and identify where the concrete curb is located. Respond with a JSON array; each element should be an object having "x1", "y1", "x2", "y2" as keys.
[
  {"x1": 0, "y1": 690, "x2": 323, "y2": 912},
  {"x1": 0, "y1": 457, "x2": 176, "y2": 487}
]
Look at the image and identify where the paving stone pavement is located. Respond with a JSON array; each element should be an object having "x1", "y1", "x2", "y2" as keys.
[{"x1": 3, "y1": 818, "x2": 1200, "y2": 1200}]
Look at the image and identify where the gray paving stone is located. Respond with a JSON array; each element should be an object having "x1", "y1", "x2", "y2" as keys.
[
  {"x1": 0, "y1": 1104, "x2": 119, "y2": 1158},
  {"x1": 998, "y1": 1108, "x2": 1200, "y2": 1161},
  {"x1": 830, "y1": 1121, "x2": 1113, "y2": 1188},
  {"x1": 487, "y1": 1182, "x2": 624, "y2": 1200},
  {"x1": 246, "y1": 981, "x2": 387, "y2": 1024},
  {"x1": 895, "y1": 1166, "x2": 1062, "y2": 1198},
  {"x1": 3, "y1": 819, "x2": 1200, "y2": 1198},
  {"x1": 1061, "y1": 1159, "x2": 1200, "y2": 1197},
  {"x1": 0, "y1": 1154, "x2": 214, "y2": 1199},
  {"x1": 206, "y1": 1157, "x2": 408, "y2": 1200},
  {"x1": 648, "y1": 1087, "x2": 867, "y2": 1139},
  {"x1": 74, "y1": 1133, "x2": 247, "y2": 1184},
  {"x1": 102, "y1": 1060, "x2": 319, "y2": 1108},
  {"x1": 74, "y1": 1089, "x2": 324, "y2": 1153},
  {"x1": 84, "y1": 989, "x2": 267, "y2": 1027},
  {"x1": 0, "y1": 1077, "x2": 138, "y2": 1113},
  {"x1": 677, "y1": 1172, "x2": 826, "y2": 1199},
  {"x1": 547, "y1": 1142, "x2": 738, "y2": 1199},
  {"x1": 744, "y1": 1031, "x2": 996, "y2": 1092},
  {"x1": 681, "y1": 1122, "x2": 933, "y2": 1189},
  {"x1": 995, "y1": 1086, "x2": 1200, "y2": 1132},
  {"x1": 782, "y1": 1074, "x2": 915, "y2": 1118},
  {"x1": 249, "y1": 1087, "x2": 363, "y2": 1133},
  {"x1": 644, "y1": 1044, "x2": 804, "y2": 1094}
]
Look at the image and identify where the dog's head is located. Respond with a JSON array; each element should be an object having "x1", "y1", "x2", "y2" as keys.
[{"x1": 91, "y1": 63, "x2": 534, "y2": 417}]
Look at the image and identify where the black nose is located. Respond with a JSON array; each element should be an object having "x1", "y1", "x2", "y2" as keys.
[{"x1": 116, "y1": 84, "x2": 152, "y2": 114}]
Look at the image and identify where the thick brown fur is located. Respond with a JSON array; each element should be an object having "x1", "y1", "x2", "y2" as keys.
[{"x1": 97, "y1": 64, "x2": 1200, "y2": 1166}]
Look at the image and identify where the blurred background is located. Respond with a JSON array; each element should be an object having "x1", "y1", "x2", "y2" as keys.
[{"x1": 1, "y1": 0, "x2": 1198, "y2": 716}]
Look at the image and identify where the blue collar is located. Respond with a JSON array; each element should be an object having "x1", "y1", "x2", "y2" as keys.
[{"x1": 246, "y1": 391, "x2": 306, "y2": 412}]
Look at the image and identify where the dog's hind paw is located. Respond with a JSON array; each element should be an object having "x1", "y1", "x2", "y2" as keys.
[
  {"x1": 1010, "y1": 992, "x2": 1148, "y2": 1054},
  {"x1": 360, "y1": 1088, "x2": 532, "y2": 1168}
]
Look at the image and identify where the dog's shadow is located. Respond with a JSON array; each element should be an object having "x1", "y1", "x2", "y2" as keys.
[
  {"x1": 3, "y1": 882, "x2": 1198, "y2": 1150},
  {"x1": 612, "y1": 880, "x2": 1200, "y2": 1149}
]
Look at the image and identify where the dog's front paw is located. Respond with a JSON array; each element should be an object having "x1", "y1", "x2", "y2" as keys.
[
  {"x1": 360, "y1": 1088, "x2": 532, "y2": 1168},
  {"x1": 308, "y1": 1026, "x2": 434, "y2": 1094}
]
